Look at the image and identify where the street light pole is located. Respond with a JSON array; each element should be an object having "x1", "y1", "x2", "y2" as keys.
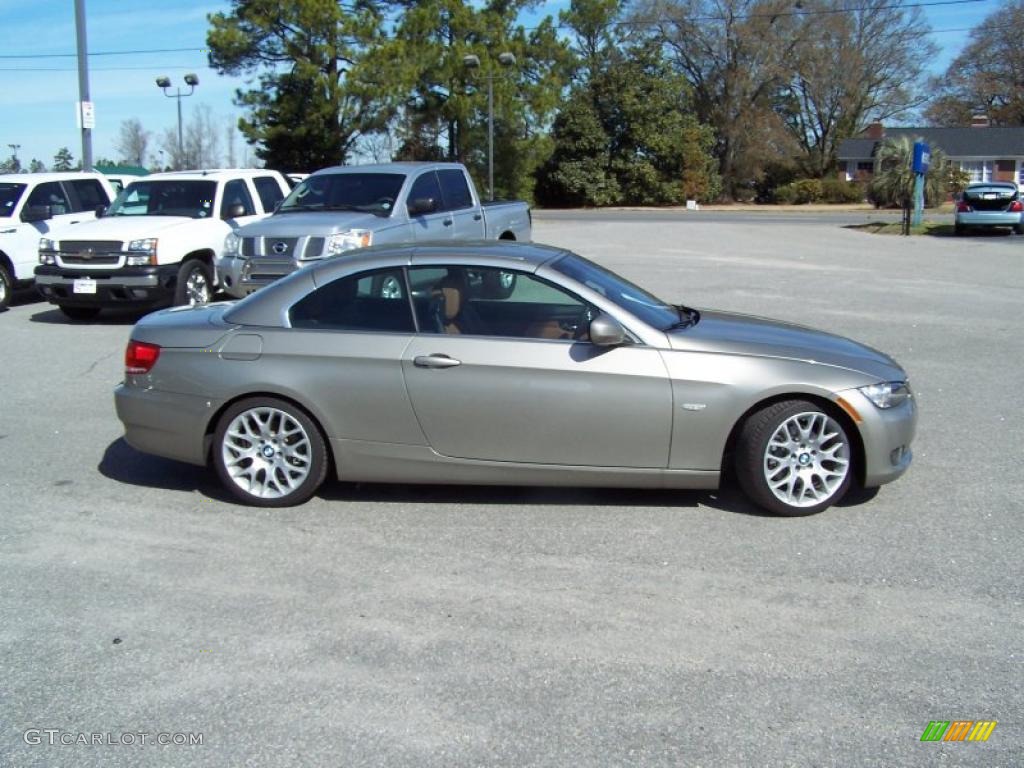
[
  {"x1": 463, "y1": 52, "x2": 517, "y2": 202},
  {"x1": 156, "y1": 74, "x2": 199, "y2": 169}
]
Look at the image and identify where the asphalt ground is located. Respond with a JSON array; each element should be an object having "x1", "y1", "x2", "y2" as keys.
[{"x1": 1, "y1": 211, "x2": 1021, "y2": 767}]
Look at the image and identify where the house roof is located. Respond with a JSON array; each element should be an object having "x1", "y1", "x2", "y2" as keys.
[{"x1": 838, "y1": 126, "x2": 1024, "y2": 160}]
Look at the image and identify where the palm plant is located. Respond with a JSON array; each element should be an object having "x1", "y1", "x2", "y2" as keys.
[{"x1": 869, "y1": 136, "x2": 949, "y2": 233}]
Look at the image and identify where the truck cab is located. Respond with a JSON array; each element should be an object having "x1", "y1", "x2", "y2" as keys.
[
  {"x1": 0, "y1": 172, "x2": 116, "y2": 310},
  {"x1": 35, "y1": 169, "x2": 289, "y2": 319}
]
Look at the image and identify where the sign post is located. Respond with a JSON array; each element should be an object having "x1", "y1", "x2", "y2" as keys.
[{"x1": 911, "y1": 141, "x2": 930, "y2": 228}]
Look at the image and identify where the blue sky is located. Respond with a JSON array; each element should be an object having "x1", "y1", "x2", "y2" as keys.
[{"x1": 0, "y1": 0, "x2": 1001, "y2": 169}]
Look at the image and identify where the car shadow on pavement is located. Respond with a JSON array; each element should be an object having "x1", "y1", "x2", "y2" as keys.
[
  {"x1": 100, "y1": 437, "x2": 775, "y2": 516},
  {"x1": 98, "y1": 438, "x2": 235, "y2": 502},
  {"x1": 31, "y1": 307, "x2": 151, "y2": 325}
]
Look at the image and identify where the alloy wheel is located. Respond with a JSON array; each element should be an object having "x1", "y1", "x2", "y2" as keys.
[
  {"x1": 762, "y1": 411, "x2": 850, "y2": 508},
  {"x1": 221, "y1": 406, "x2": 313, "y2": 499}
]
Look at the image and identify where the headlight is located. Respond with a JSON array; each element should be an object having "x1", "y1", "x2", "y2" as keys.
[
  {"x1": 126, "y1": 238, "x2": 158, "y2": 266},
  {"x1": 325, "y1": 230, "x2": 372, "y2": 257},
  {"x1": 39, "y1": 238, "x2": 56, "y2": 264},
  {"x1": 859, "y1": 381, "x2": 911, "y2": 409},
  {"x1": 224, "y1": 231, "x2": 241, "y2": 257}
]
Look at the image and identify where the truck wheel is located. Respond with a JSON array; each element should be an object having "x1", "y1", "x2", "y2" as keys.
[
  {"x1": 0, "y1": 264, "x2": 12, "y2": 311},
  {"x1": 174, "y1": 260, "x2": 213, "y2": 306},
  {"x1": 59, "y1": 305, "x2": 101, "y2": 321}
]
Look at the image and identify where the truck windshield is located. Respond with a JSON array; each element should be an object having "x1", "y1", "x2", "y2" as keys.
[
  {"x1": 551, "y1": 253, "x2": 681, "y2": 331},
  {"x1": 278, "y1": 173, "x2": 405, "y2": 217},
  {"x1": 0, "y1": 183, "x2": 27, "y2": 217},
  {"x1": 107, "y1": 180, "x2": 218, "y2": 218}
]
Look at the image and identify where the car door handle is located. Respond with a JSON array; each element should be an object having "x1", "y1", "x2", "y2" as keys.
[
  {"x1": 414, "y1": 354, "x2": 461, "y2": 369},
  {"x1": 473, "y1": 213, "x2": 482, "y2": 221},
  {"x1": 443, "y1": 218, "x2": 453, "y2": 226}
]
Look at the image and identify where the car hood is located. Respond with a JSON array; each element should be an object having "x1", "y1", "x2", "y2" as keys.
[
  {"x1": 236, "y1": 211, "x2": 392, "y2": 236},
  {"x1": 668, "y1": 309, "x2": 905, "y2": 381},
  {"x1": 54, "y1": 215, "x2": 197, "y2": 242}
]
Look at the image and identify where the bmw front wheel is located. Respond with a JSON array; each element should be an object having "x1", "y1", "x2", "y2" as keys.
[{"x1": 736, "y1": 400, "x2": 853, "y2": 516}]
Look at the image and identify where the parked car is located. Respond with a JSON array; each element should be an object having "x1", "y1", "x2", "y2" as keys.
[
  {"x1": 116, "y1": 241, "x2": 916, "y2": 516},
  {"x1": 35, "y1": 169, "x2": 290, "y2": 319},
  {"x1": 216, "y1": 162, "x2": 531, "y2": 299},
  {"x1": 0, "y1": 172, "x2": 116, "y2": 310},
  {"x1": 954, "y1": 181, "x2": 1023, "y2": 235}
]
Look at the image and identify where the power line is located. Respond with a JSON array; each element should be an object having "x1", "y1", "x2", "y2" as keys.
[
  {"x1": 0, "y1": 65, "x2": 212, "y2": 72},
  {"x1": 0, "y1": 47, "x2": 205, "y2": 60}
]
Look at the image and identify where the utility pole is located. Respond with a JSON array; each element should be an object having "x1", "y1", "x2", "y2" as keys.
[{"x1": 74, "y1": 0, "x2": 93, "y2": 171}]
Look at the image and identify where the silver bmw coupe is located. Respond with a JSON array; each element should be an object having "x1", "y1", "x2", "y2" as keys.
[{"x1": 114, "y1": 241, "x2": 916, "y2": 516}]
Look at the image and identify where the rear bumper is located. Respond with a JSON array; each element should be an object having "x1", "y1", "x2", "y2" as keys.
[
  {"x1": 114, "y1": 382, "x2": 215, "y2": 466},
  {"x1": 956, "y1": 211, "x2": 1021, "y2": 228},
  {"x1": 35, "y1": 264, "x2": 179, "y2": 306}
]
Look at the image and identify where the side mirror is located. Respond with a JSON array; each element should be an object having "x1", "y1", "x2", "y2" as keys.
[
  {"x1": 21, "y1": 205, "x2": 52, "y2": 223},
  {"x1": 589, "y1": 313, "x2": 627, "y2": 346},
  {"x1": 225, "y1": 204, "x2": 247, "y2": 219},
  {"x1": 95, "y1": 204, "x2": 107, "y2": 218},
  {"x1": 408, "y1": 197, "x2": 437, "y2": 216}
]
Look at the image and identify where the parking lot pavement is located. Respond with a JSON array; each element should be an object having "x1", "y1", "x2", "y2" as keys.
[{"x1": 2, "y1": 215, "x2": 1021, "y2": 767}]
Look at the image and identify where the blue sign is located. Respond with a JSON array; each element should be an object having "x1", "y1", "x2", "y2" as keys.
[{"x1": 912, "y1": 141, "x2": 930, "y2": 174}]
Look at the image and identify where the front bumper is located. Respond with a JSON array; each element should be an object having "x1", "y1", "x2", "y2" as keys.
[
  {"x1": 35, "y1": 264, "x2": 179, "y2": 307},
  {"x1": 216, "y1": 254, "x2": 304, "y2": 298},
  {"x1": 837, "y1": 388, "x2": 918, "y2": 487}
]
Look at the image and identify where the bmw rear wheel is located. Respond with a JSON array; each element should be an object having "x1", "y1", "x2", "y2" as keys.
[
  {"x1": 213, "y1": 397, "x2": 328, "y2": 507},
  {"x1": 736, "y1": 400, "x2": 853, "y2": 516}
]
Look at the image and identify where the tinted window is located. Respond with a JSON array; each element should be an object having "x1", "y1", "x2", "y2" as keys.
[
  {"x1": 407, "y1": 172, "x2": 443, "y2": 215},
  {"x1": 278, "y1": 173, "x2": 404, "y2": 216},
  {"x1": 551, "y1": 253, "x2": 678, "y2": 331},
  {"x1": 290, "y1": 268, "x2": 413, "y2": 333},
  {"x1": 253, "y1": 176, "x2": 285, "y2": 212},
  {"x1": 69, "y1": 178, "x2": 110, "y2": 211},
  {"x1": 438, "y1": 169, "x2": 473, "y2": 210},
  {"x1": 408, "y1": 266, "x2": 592, "y2": 340},
  {"x1": 107, "y1": 180, "x2": 217, "y2": 218},
  {"x1": 26, "y1": 182, "x2": 71, "y2": 215},
  {"x1": 0, "y1": 183, "x2": 26, "y2": 218},
  {"x1": 221, "y1": 179, "x2": 256, "y2": 218}
]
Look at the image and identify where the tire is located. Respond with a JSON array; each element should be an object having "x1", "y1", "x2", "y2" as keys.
[
  {"x1": 735, "y1": 400, "x2": 853, "y2": 516},
  {"x1": 954, "y1": 222, "x2": 965, "y2": 236},
  {"x1": 174, "y1": 259, "x2": 213, "y2": 306},
  {"x1": 1014, "y1": 224, "x2": 1024, "y2": 235},
  {"x1": 58, "y1": 305, "x2": 101, "y2": 321},
  {"x1": 0, "y1": 263, "x2": 11, "y2": 311},
  {"x1": 213, "y1": 397, "x2": 328, "y2": 507}
]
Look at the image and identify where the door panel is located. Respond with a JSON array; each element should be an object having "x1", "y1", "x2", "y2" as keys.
[{"x1": 402, "y1": 336, "x2": 673, "y2": 467}]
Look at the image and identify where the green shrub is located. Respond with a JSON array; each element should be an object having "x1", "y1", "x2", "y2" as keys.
[
  {"x1": 820, "y1": 178, "x2": 865, "y2": 203},
  {"x1": 774, "y1": 178, "x2": 823, "y2": 204}
]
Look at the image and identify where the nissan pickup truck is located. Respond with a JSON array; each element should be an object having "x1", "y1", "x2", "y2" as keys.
[
  {"x1": 217, "y1": 162, "x2": 531, "y2": 299},
  {"x1": 0, "y1": 172, "x2": 116, "y2": 310},
  {"x1": 35, "y1": 169, "x2": 290, "y2": 319}
]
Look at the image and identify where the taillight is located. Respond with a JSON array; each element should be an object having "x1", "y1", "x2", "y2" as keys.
[
  {"x1": 956, "y1": 201, "x2": 972, "y2": 213},
  {"x1": 1010, "y1": 201, "x2": 1023, "y2": 212},
  {"x1": 125, "y1": 340, "x2": 161, "y2": 375}
]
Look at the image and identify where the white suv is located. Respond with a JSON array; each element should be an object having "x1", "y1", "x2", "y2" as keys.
[
  {"x1": 35, "y1": 169, "x2": 289, "y2": 319},
  {"x1": 0, "y1": 172, "x2": 116, "y2": 310}
]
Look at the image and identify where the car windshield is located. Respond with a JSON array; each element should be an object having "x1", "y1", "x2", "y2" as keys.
[
  {"x1": 107, "y1": 180, "x2": 218, "y2": 218},
  {"x1": 0, "y1": 183, "x2": 27, "y2": 218},
  {"x1": 277, "y1": 173, "x2": 405, "y2": 217},
  {"x1": 551, "y1": 253, "x2": 682, "y2": 331}
]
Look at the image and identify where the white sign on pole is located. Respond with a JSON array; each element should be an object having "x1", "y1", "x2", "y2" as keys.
[{"x1": 76, "y1": 101, "x2": 95, "y2": 129}]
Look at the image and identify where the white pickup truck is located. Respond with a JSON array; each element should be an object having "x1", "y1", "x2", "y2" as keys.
[
  {"x1": 35, "y1": 169, "x2": 290, "y2": 319},
  {"x1": 0, "y1": 172, "x2": 116, "y2": 311},
  {"x1": 217, "y1": 162, "x2": 531, "y2": 298}
]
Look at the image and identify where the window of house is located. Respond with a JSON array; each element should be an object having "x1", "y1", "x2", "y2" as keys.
[{"x1": 958, "y1": 161, "x2": 993, "y2": 183}]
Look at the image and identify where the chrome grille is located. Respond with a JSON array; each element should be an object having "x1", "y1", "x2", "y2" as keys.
[
  {"x1": 58, "y1": 240, "x2": 123, "y2": 265},
  {"x1": 241, "y1": 237, "x2": 255, "y2": 257}
]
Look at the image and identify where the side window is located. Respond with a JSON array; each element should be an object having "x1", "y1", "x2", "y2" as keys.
[
  {"x1": 437, "y1": 169, "x2": 473, "y2": 210},
  {"x1": 290, "y1": 268, "x2": 413, "y2": 333},
  {"x1": 253, "y1": 176, "x2": 285, "y2": 212},
  {"x1": 407, "y1": 172, "x2": 443, "y2": 215},
  {"x1": 69, "y1": 179, "x2": 110, "y2": 211},
  {"x1": 220, "y1": 179, "x2": 256, "y2": 218},
  {"x1": 26, "y1": 182, "x2": 72, "y2": 216},
  {"x1": 408, "y1": 266, "x2": 592, "y2": 340}
]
